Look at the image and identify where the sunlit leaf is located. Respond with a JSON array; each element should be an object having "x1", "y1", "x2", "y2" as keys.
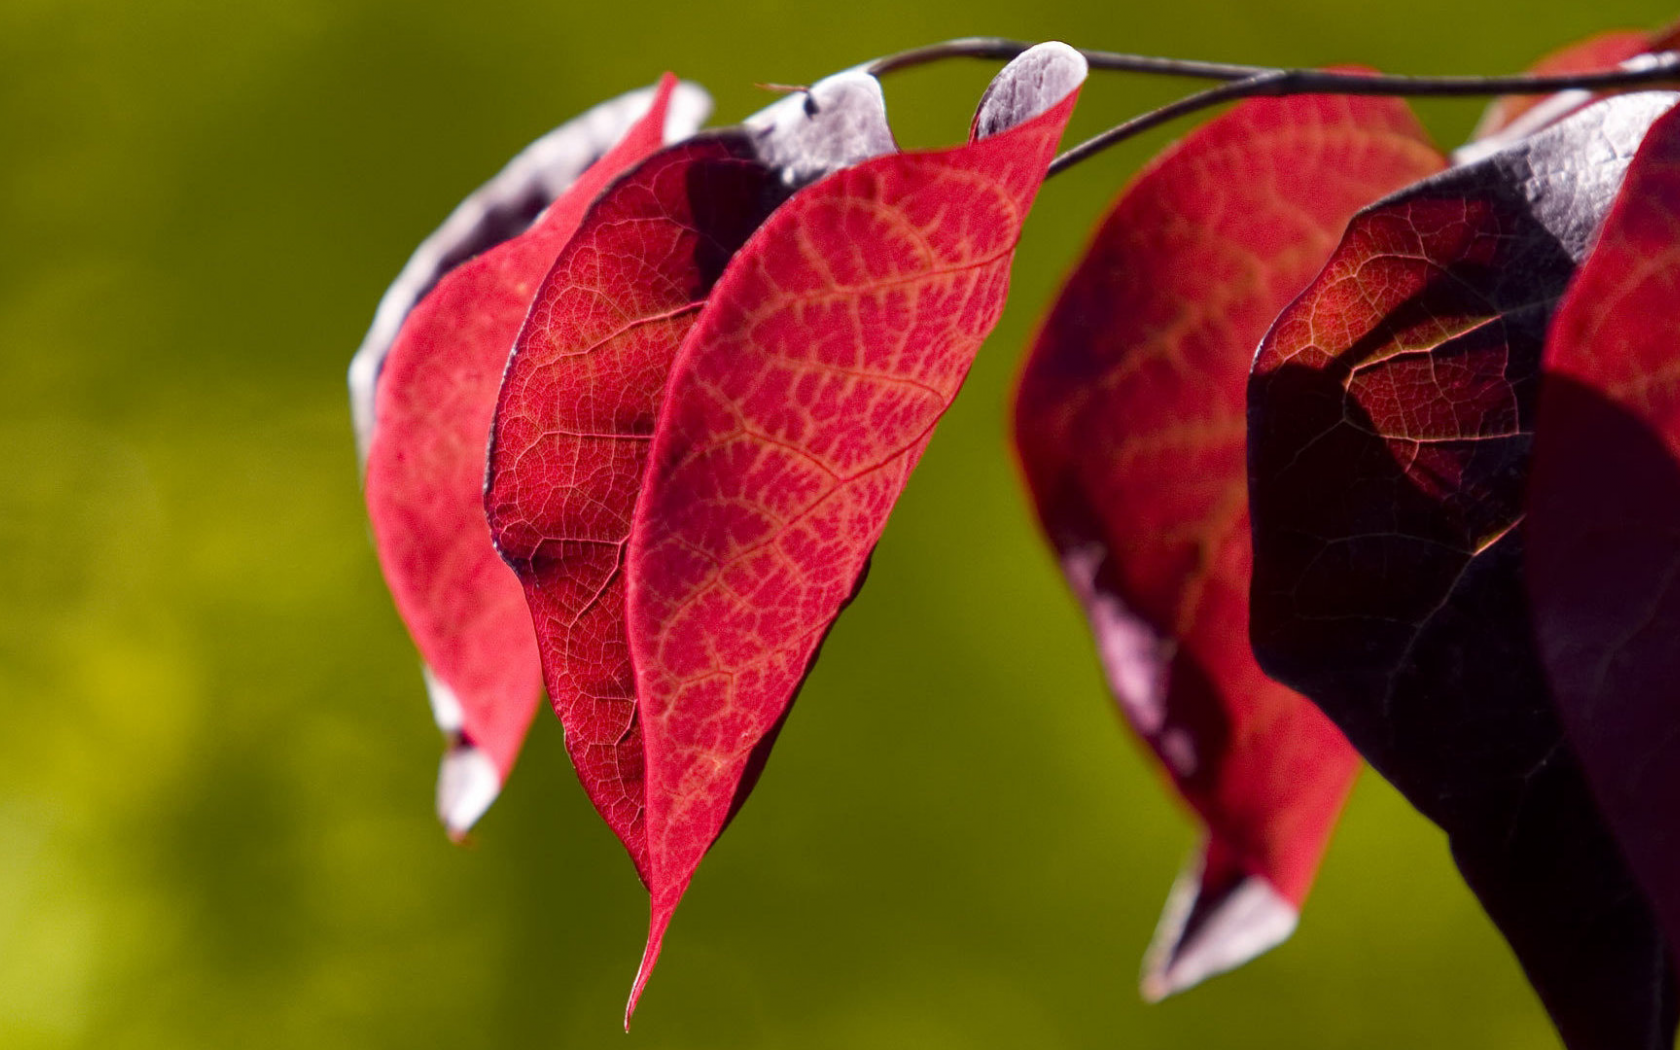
[
  {"x1": 485, "y1": 75, "x2": 893, "y2": 880},
  {"x1": 624, "y1": 42, "x2": 1087, "y2": 1022}
]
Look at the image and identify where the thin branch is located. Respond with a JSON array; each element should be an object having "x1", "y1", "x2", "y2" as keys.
[
  {"x1": 866, "y1": 37, "x2": 1265, "y2": 81},
  {"x1": 1048, "y1": 53, "x2": 1680, "y2": 176},
  {"x1": 1209, "y1": 55, "x2": 1680, "y2": 98},
  {"x1": 865, "y1": 38, "x2": 1680, "y2": 176},
  {"x1": 1047, "y1": 73, "x2": 1285, "y2": 177},
  {"x1": 867, "y1": 37, "x2": 1680, "y2": 95}
]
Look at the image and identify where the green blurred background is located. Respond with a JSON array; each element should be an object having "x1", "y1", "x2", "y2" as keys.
[{"x1": 4, "y1": 1, "x2": 1674, "y2": 1047}]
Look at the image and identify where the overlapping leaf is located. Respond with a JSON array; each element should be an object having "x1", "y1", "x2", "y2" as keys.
[
  {"x1": 1015, "y1": 90, "x2": 1442, "y2": 998},
  {"x1": 622, "y1": 43, "x2": 1088, "y2": 1021},
  {"x1": 1527, "y1": 103, "x2": 1680, "y2": 967},
  {"x1": 1247, "y1": 91, "x2": 1680, "y2": 1049},
  {"x1": 357, "y1": 77, "x2": 704, "y2": 836},
  {"x1": 485, "y1": 74, "x2": 895, "y2": 881}
]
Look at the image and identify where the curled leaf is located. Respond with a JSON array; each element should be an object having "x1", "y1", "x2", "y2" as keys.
[
  {"x1": 623, "y1": 42, "x2": 1087, "y2": 1021},
  {"x1": 1247, "y1": 91, "x2": 1680, "y2": 1049},
  {"x1": 1015, "y1": 90, "x2": 1441, "y2": 999},
  {"x1": 1527, "y1": 103, "x2": 1680, "y2": 967},
  {"x1": 357, "y1": 76, "x2": 706, "y2": 836}
]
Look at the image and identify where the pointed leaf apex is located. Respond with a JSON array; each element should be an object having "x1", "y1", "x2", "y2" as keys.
[
  {"x1": 1140, "y1": 852, "x2": 1297, "y2": 1002},
  {"x1": 436, "y1": 745, "x2": 500, "y2": 840},
  {"x1": 625, "y1": 899, "x2": 679, "y2": 1030}
]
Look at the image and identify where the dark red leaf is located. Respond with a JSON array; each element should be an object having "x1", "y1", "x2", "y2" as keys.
[
  {"x1": 484, "y1": 74, "x2": 897, "y2": 881},
  {"x1": 1015, "y1": 91, "x2": 1441, "y2": 997},
  {"x1": 1527, "y1": 103, "x2": 1680, "y2": 967},
  {"x1": 1248, "y1": 92, "x2": 1680, "y2": 1048},
  {"x1": 622, "y1": 43, "x2": 1087, "y2": 1022},
  {"x1": 358, "y1": 77, "x2": 698, "y2": 836}
]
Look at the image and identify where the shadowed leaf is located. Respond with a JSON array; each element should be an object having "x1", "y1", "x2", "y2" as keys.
[
  {"x1": 1248, "y1": 91, "x2": 1679, "y2": 1049},
  {"x1": 1527, "y1": 103, "x2": 1680, "y2": 969}
]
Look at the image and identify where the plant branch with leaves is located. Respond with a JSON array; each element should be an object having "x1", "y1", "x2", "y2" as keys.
[{"x1": 350, "y1": 21, "x2": 1680, "y2": 1048}]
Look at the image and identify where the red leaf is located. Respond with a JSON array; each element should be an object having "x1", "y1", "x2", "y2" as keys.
[
  {"x1": 622, "y1": 43, "x2": 1087, "y2": 1022},
  {"x1": 1527, "y1": 103, "x2": 1680, "y2": 966},
  {"x1": 358, "y1": 76, "x2": 700, "y2": 836},
  {"x1": 484, "y1": 72, "x2": 897, "y2": 880},
  {"x1": 1464, "y1": 21, "x2": 1680, "y2": 162},
  {"x1": 1014, "y1": 91, "x2": 1441, "y2": 997},
  {"x1": 1470, "y1": 30, "x2": 1653, "y2": 142},
  {"x1": 485, "y1": 136, "x2": 785, "y2": 881},
  {"x1": 1248, "y1": 92, "x2": 1680, "y2": 1048},
  {"x1": 351, "y1": 82, "x2": 710, "y2": 464}
]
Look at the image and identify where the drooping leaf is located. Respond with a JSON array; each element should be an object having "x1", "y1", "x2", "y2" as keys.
[
  {"x1": 622, "y1": 42, "x2": 1087, "y2": 1022},
  {"x1": 358, "y1": 76, "x2": 706, "y2": 836},
  {"x1": 1015, "y1": 90, "x2": 1442, "y2": 999},
  {"x1": 1247, "y1": 91, "x2": 1680, "y2": 1049},
  {"x1": 485, "y1": 73, "x2": 896, "y2": 882},
  {"x1": 1527, "y1": 103, "x2": 1680, "y2": 965}
]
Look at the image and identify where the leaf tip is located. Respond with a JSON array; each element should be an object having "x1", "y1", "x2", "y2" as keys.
[
  {"x1": 436, "y1": 743, "x2": 500, "y2": 840},
  {"x1": 624, "y1": 902, "x2": 676, "y2": 1031},
  {"x1": 1139, "y1": 849, "x2": 1297, "y2": 1001}
]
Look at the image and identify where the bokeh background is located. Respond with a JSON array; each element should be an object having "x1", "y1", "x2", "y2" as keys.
[{"x1": 4, "y1": 1, "x2": 1675, "y2": 1047}]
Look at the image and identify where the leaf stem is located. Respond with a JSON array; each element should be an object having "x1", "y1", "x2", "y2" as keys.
[{"x1": 863, "y1": 38, "x2": 1680, "y2": 175}]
